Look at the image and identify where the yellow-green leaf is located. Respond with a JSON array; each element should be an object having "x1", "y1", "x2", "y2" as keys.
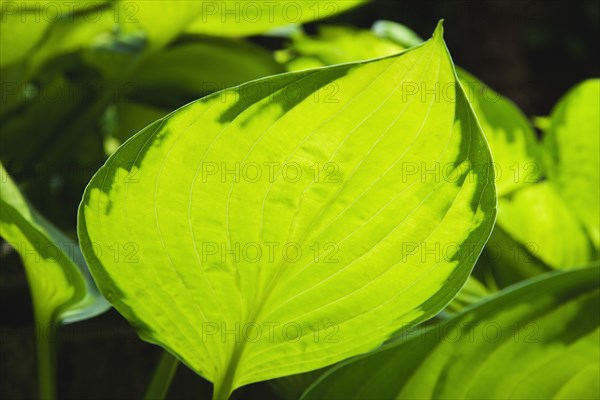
[
  {"x1": 544, "y1": 79, "x2": 600, "y2": 248},
  {"x1": 78, "y1": 23, "x2": 496, "y2": 397}
]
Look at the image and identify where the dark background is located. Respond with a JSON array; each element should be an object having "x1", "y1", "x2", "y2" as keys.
[
  {"x1": 337, "y1": 0, "x2": 600, "y2": 116},
  {"x1": 1, "y1": 0, "x2": 599, "y2": 399}
]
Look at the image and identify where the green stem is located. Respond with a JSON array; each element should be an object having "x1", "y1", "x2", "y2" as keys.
[
  {"x1": 212, "y1": 377, "x2": 234, "y2": 400},
  {"x1": 144, "y1": 351, "x2": 180, "y2": 400},
  {"x1": 212, "y1": 349, "x2": 243, "y2": 400},
  {"x1": 37, "y1": 319, "x2": 57, "y2": 400}
]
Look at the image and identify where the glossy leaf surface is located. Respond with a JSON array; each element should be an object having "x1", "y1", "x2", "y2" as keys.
[{"x1": 78, "y1": 24, "x2": 496, "y2": 396}]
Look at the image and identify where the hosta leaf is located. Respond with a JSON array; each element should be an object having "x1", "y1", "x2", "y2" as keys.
[
  {"x1": 269, "y1": 369, "x2": 326, "y2": 400},
  {"x1": 274, "y1": 21, "x2": 543, "y2": 198},
  {"x1": 303, "y1": 265, "x2": 600, "y2": 400},
  {"x1": 276, "y1": 25, "x2": 404, "y2": 71},
  {"x1": 0, "y1": 163, "x2": 109, "y2": 325},
  {"x1": 0, "y1": 9, "x2": 50, "y2": 67},
  {"x1": 444, "y1": 276, "x2": 490, "y2": 314},
  {"x1": 128, "y1": 39, "x2": 284, "y2": 105},
  {"x1": 543, "y1": 79, "x2": 600, "y2": 248},
  {"x1": 457, "y1": 70, "x2": 543, "y2": 196},
  {"x1": 184, "y1": 1, "x2": 366, "y2": 37},
  {"x1": 475, "y1": 80, "x2": 599, "y2": 283},
  {"x1": 371, "y1": 20, "x2": 423, "y2": 48},
  {"x1": 0, "y1": 1, "x2": 113, "y2": 72},
  {"x1": 86, "y1": 37, "x2": 282, "y2": 106},
  {"x1": 496, "y1": 181, "x2": 593, "y2": 269},
  {"x1": 103, "y1": 102, "x2": 169, "y2": 154},
  {"x1": 0, "y1": 75, "x2": 90, "y2": 163},
  {"x1": 1, "y1": 105, "x2": 107, "y2": 396},
  {"x1": 476, "y1": 227, "x2": 550, "y2": 289},
  {"x1": 116, "y1": 0, "x2": 365, "y2": 52},
  {"x1": 468, "y1": 79, "x2": 599, "y2": 289},
  {"x1": 78, "y1": 23, "x2": 496, "y2": 397}
]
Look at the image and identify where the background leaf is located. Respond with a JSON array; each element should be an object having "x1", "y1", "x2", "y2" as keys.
[
  {"x1": 303, "y1": 265, "x2": 600, "y2": 400},
  {"x1": 183, "y1": 1, "x2": 366, "y2": 38},
  {"x1": 543, "y1": 79, "x2": 600, "y2": 249},
  {"x1": 496, "y1": 181, "x2": 593, "y2": 268},
  {"x1": 0, "y1": 163, "x2": 108, "y2": 324},
  {"x1": 457, "y1": 69, "x2": 543, "y2": 196},
  {"x1": 0, "y1": 162, "x2": 109, "y2": 398},
  {"x1": 126, "y1": 38, "x2": 284, "y2": 107},
  {"x1": 275, "y1": 25, "x2": 404, "y2": 71},
  {"x1": 477, "y1": 79, "x2": 600, "y2": 281},
  {"x1": 371, "y1": 20, "x2": 424, "y2": 48}
]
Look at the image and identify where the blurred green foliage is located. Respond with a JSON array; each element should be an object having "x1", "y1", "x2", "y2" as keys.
[{"x1": 0, "y1": 1, "x2": 598, "y2": 399}]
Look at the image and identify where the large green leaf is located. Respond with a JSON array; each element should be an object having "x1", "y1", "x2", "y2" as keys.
[
  {"x1": 543, "y1": 79, "x2": 600, "y2": 248},
  {"x1": 291, "y1": 22, "x2": 593, "y2": 276},
  {"x1": 303, "y1": 265, "x2": 600, "y2": 400},
  {"x1": 78, "y1": 23, "x2": 496, "y2": 398}
]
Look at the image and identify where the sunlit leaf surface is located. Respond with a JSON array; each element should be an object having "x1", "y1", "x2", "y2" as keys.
[
  {"x1": 543, "y1": 79, "x2": 600, "y2": 249},
  {"x1": 78, "y1": 23, "x2": 496, "y2": 397}
]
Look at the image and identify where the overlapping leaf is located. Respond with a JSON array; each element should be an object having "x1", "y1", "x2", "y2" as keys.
[
  {"x1": 184, "y1": 1, "x2": 366, "y2": 37},
  {"x1": 78, "y1": 23, "x2": 496, "y2": 397},
  {"x1": 457, "y1": 70, "x2": 543, "y2": 196},
  {"x1": 303, "y1": 265, "x2": 600, "y2": 399},
  {"x1": 543, "y1": 79, "x2": 600, "y2": 249},
  {"x1": 276, "y1": 25, "x2": 404, "y2": 71},
  {"x1": 115, "y1": 0, "x2": 366, "y2": 52},
  {"x1": 497, "y1": 181, "x2": 593, "y2": 268},
  {"x1": 0, "y1": 0, "x2": 363, "y2": 76},
  {"x1": 483, "y1": 79, "x2": 600, "y2": 274},
  {"x1": 0, "y1": 1, "x2": 113, "y2": 71},
  {"x1": 127, "y1": 38, "x2": 284, "y2": 103},
  {"x1": 0, "y1": 163, "x2": 109, "y2": 326}
]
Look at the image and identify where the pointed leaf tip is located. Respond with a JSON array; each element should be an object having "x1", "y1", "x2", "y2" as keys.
[{"x1": 432, "y1": 19, "x2": 445, "y2": 40}]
